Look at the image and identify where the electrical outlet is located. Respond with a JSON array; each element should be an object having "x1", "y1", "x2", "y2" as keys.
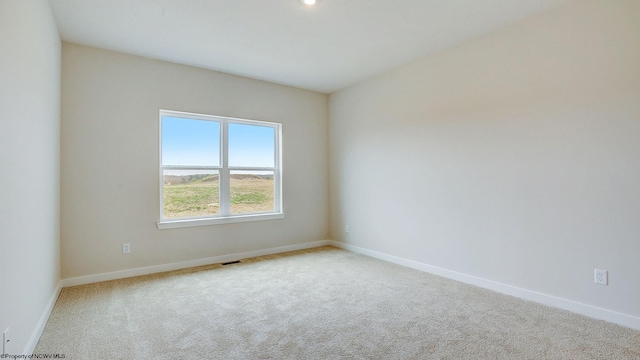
[
  {"x1": 123, "y1": 243, "x2": 131, "y2": 254},
  {"x1": 594, "y1": 269, "x2": 608, "y2": 285},
  {"x1": 3, "y1": 327, "x2": 10, "y2": 355},
  {"x1": 345, "y1": 225, "x2": 349, "y2": 233}
]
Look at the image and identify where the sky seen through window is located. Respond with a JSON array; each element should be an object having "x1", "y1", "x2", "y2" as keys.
[{"x1": 162, "y1": 116, "x2": 275, "y2": 173}]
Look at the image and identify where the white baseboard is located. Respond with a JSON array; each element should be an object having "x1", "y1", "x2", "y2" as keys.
[
  {"x1": 329, "y1": 240, "x2": 640, "y2": 331},
  {"x1": 24, "y1": 280, "x2": 63, "y2": 355},
  {"x1": 62, "y1": 240, "x2": 332, "y2": 287}
]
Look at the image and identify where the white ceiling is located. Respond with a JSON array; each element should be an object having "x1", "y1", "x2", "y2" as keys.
[{"x1": 49, "y1": 0, "x2": 575, "y2": 93}]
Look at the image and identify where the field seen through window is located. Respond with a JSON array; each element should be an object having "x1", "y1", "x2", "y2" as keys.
[{"x1": 163, "y1": 173, "x2": 274, "y2": 218}]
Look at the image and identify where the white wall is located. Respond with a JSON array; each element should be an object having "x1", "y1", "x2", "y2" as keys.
[
  {"x1": 0, "y1": 0, "x2": 61, "y2": 354},
  {"x1": 60, "y1": 43, "x2": 329, "y2": 279},
  {"x1": 329, "y1": 0, "x2": 640, "y2": 320}
]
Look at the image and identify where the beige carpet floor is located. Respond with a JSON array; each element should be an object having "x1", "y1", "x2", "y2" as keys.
[{"x1": 36, "y1": 246, "x2": 639, "y2": 359}]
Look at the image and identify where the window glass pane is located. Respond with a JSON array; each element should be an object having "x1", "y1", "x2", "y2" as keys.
[
  {"x1": 162, "y1": 116, "x2": 220, "y2": 166},
  {"x1": 230, "y1": 170, "x2": 274, "y2": 214},
  {"x1": 163, "y1": 169, "x2": 220, "y2": 219},
  {"x1": 228, "y1": 123, "x2": 275, "y2": 167}
]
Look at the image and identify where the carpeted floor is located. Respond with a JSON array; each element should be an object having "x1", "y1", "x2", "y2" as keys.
[{"x1": 35, "y1": 246, "x2": 640, "y2": 359}]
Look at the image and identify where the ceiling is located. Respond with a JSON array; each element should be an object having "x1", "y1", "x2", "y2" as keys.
[{"x1": 49, "y1": 0, "x2": 575, "y2": 93}]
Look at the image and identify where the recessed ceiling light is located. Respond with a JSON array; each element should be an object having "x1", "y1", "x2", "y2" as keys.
[{"x1": 302, "y1": 0, "x2": 317, "y2": 5}]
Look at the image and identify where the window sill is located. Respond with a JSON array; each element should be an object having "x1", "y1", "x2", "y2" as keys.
[{"x1": 157, "y1": 213, "x2": 285, "y2": 230}]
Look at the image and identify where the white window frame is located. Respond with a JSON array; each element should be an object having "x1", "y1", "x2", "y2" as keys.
[{"x1": 157, "y1": 110, "x2": 284, "y2": 229}]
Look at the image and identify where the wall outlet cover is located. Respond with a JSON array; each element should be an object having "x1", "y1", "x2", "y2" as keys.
[
  {"x1": 3, "y1": 327, "x2": 10, "y2": 355},
  {"x1": 594, "y1": 269, "x2": 608, "y2": 285}
]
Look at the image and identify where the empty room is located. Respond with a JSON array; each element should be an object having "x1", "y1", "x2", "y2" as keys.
[{"x1": 1, "y1": 0, "x2": 639, "y2": 358}]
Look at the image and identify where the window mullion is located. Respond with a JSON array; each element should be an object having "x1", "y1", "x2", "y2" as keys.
[
  {"x1": 228, "y1": 166, "x2": 275, "y2": 171},
  {"x1": 220, "y1": 120, "x2": 230, "y2": 216},
  {"x1": 161, "y1": 167, "x2": 221, "y2": 172}
]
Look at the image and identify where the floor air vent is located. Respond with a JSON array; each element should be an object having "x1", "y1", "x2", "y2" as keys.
[{"x1": 221, "y1": 260, "x2": 241, "y2": 266}]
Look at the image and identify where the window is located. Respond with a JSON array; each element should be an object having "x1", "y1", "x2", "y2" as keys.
[{"x1": 157, "y1": 110, "x2": 283, "y2": 229}]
